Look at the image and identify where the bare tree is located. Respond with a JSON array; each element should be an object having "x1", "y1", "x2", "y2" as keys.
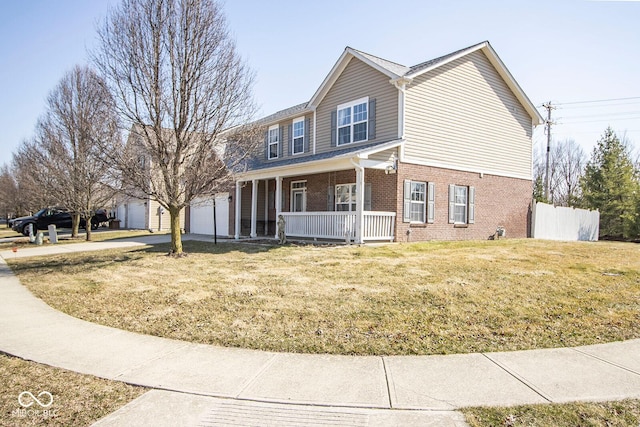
[
  {"x1": 11, "y1": 140, "x2": 59, "y2": 216},
  {"x1": 0, "y1": 164, "x2": 19, "y2": 224},
  {"x1": 92, "y1": 0, "x2": 257, "y2": 255},
  {"x1": 31, "y1": 65, "x2": 120, "y2": 240},
  {"x1": 534, "y1": 139, "x2": 586, "y2": 206}
]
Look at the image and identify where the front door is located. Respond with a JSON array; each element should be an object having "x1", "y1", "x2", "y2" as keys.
[{"x1": 291, "y1": 181, "x2": 307, "y2": 212}]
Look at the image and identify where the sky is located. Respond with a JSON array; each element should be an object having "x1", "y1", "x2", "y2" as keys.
[{"x1": 0, "y1": 0, "x2": 639, "y2": 168}]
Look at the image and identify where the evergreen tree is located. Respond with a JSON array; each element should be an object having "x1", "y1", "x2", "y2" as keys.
[
  {"x1": 580, "y1": 127, "x2": 640, "y2": 239},
  {"x1": 533, "y1": 175, "x2": 548, "y2": 204}
]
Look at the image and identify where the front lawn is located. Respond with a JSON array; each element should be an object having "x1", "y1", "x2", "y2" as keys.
[
  {"x1": 7, "y1": 239, "x2": 640, "y2": 356},
  {"x1": 463, "y1": 400, "x2": 640, "y2": 426},
  {"x1": 0, "y1": 354, "x2": 145, "y2": 426}
]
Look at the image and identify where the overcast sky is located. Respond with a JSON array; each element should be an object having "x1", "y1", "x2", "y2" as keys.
[{"x1": 1, "y1": 0, "x2": 638, "y2": 168}]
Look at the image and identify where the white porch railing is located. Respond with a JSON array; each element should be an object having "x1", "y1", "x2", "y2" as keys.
[{"x1": 281, "y1": 211, "x2": 396, "y2": 242}]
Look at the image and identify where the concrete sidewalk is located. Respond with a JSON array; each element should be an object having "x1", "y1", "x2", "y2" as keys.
[{"x1": 1, "y1": 237, "x2": 639, "y2": 426}]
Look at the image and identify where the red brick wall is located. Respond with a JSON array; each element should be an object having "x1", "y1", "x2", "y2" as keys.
[
  {"x1": 396, "y1": 162, "x2": 532, "y2": 241},
  {"x1": 231, "y1": 163, "x2": 531, "y2": 241},
  {"x1": 281, "y1": 170, "x2": 398, "y2": 212}
]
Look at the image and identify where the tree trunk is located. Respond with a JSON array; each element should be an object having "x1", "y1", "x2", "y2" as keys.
[
  {"x1": 85, "y1": 215, "x2": 92, "y2": 241},
  {"x1": 71, "y1": 213, "x2": 80, "y2": 238},
  {"x1": 169, "y1": 206, "x2": 183, "y2": 255}
]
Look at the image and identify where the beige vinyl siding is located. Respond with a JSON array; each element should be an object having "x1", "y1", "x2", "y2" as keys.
[
  {"x1": 316, "y1": 57, "x2": 398, "y2": 153},
  {"x1": 404, "y1": 50, "x2": 533, "y2": 179},
  {"x1": 149, "y1": 199, "x2": 185, "y2": 231}
]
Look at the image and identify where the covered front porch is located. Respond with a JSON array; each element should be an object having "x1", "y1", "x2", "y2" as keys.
[
  {"x1": 281, "y1": 211, "x2": 396, "y2": 242},
  {"x1": 234, "y1": 141, "x2": 401, "y2": 244}
]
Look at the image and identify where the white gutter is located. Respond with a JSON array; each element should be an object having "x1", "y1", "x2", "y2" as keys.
[{"x1": 390, "y1": 77, "x2": 412, "y2": 140}]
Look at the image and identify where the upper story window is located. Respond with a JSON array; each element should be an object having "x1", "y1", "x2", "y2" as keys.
[
  {"x1": 268, "y1": 124, "x2": 279, "y2": 159},
  {"x1": 292, "y1": 117, "x2": 304, "y2": 155},
  {"x1": 337, "y1": 97, "x2": 368, "y2": 145}
]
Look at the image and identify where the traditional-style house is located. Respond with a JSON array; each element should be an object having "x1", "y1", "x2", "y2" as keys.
[{"x1": 231, "y1": 41, "x2": 543, "y2": 243}]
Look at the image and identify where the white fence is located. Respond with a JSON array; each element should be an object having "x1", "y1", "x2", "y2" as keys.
[
  {"x1": 281, "y1": 211, "x2": 396, "y2": 241},
  {"x1": 531, "y1": 201, "x2": 600, "y2": 241}
]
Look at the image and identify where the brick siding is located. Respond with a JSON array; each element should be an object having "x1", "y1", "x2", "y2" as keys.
[
  {"x1": 396, "y1": 162, "x2": 532, "y2": 241},
  {"x1": 232, "y1": 162, "x2": 531, "y2": 241}
]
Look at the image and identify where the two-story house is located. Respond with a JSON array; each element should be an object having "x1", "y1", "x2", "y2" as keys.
[{"x1": 230, "y1": 41, "x2": 543, "y2": 243}]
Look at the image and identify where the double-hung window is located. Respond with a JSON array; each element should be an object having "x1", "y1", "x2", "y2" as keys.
[
  {"x1": 337, "y1": 97, "x2": 368, "y2": 145},
  {"x1": 448, "y1": 185, "x2": 475, "y2": 224},
  {"x1": 268, "y1": 125, "x2": 279, "y2": 159},
  {"x1": 409, "y1": 182, "x2": 426, "y2": 222},
  {"x1": 292, "y1": 118, "x2": 304, "y2": 155},
  {"x1": 335, "y1": 183, "x2": 357, "y2": 212},
  {"x1": 403, "y1": 180, "x2": 434, "y2": 223},
  {"x1": 453, "y1": 186, "x2": 468, "y2": 224}
]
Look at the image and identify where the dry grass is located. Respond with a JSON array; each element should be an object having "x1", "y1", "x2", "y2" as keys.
[
  {"x1": 0, "y1": 354, "x2": 145, "y2": 426},
  {"x1": 463, "y1": 399, "x2": 640, "y2": 426},
  {"x1": 0, "y1": 228, "x2": 19, "y2": 238},
  {"x1": 0, "y1": 229, "x2": 161, "y2": 251},
  {"x1": 7, "y1": 239, "x2": 640, "y2": 356}
]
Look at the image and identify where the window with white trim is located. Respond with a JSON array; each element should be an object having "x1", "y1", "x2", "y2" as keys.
[
  {"x1": 403, "y1": 180, "x2": 435, "y2": 224},
  {"x1": 292, "y1": 117, "x2": 304, "y2": 154},
  {"x1": 337, "y1": 97, "x2": 368, "y2": 145},
  {"x1": 453, "y1": 186, "x2": 467, "y2": 224},
  {"x1": 448, "y1": 185, "x2": 475, "y2": 225},
  {"x1": 335, "y1": 183, "x2": 357, "y2": 212},
  {"x1": 268, "y1": 125, "x2": 279, "y2": 159},
  {"x1": 409, "y1": 182, "x2": 426, "y2": 222},
  {"x1": 291, "y1": 180, "x2": 307, "y2": 212}
]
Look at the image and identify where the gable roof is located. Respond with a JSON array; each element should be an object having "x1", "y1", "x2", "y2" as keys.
[
  {"x1": 307, "y1": 41, "x2": 543, "y2": 125},
  {"x1": 255, "y1": 102, "x2": 309, "y2": 125}
]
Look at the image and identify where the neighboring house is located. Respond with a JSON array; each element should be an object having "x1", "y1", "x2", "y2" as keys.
[
  {"x1": 233, "y1": 41, "x2": 544, "y2": 243},
  {"x1": 114, "y1": 126, "x2": 186, "y2": 232}
]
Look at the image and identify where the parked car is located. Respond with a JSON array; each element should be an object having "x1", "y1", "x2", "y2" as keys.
[{"x1": 11, "y1": 207, "x2": 108, "y2": 236}]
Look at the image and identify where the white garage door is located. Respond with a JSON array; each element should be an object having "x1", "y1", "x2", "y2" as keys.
[
  {"x1": 127, "y1": 201, "x2": 147, "y2": 230},
  {"x1": 190, "y1": 194, "x2": 229, "y2": 236}
]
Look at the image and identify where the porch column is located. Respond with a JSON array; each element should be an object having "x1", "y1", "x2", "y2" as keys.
[
  {"x1": 250, "y1": 179, "x2": 258, "y2": 238},
  {"x1": 234, "y1": 180, "x2": 242, "y2": 239},
  {"x1": 355, "y1": 164, "x2": 365, "y2": 244},
  {"x1": 264, "y1": 179, "x2": 269, "y2": 236},
  {"x1": 274, "y1": 176, "x2": 282, "y2": 239}
]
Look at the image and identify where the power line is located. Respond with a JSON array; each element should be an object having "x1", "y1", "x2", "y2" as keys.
[
  {"x1": 555, "y1": 96, "x2": 640, "y2": 106},
  {"x1": 557, "y1": 101, "x2": 640, "y2": 110},
  {"x1": 559, "y1": 111, "x2": 640, "y2": 120},
  {"x1": 558, "y1": 115, "x2": 640, "y2": 125}
]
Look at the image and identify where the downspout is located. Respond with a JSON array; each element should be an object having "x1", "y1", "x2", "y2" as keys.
[
  {"x1": 390, "y1": 76, "x2": 412, "y2": 159},
  {"x1": 350, "y1": 158, "x2": 365, "y2": 245},
  {"x1": 312, "y1": 107, "x2": 317, "y2": 155}
]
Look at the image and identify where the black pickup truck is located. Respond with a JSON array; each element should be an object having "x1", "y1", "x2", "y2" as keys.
[{"x1": 11, "y1": 207, "x2": 108, "y2": 236}]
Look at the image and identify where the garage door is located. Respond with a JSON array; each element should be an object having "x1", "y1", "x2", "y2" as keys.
[
  {"x1": 127, "y1": 201, "x2": 147, "y2": 230},
  {"x1": 190, "y1": 194, "x2": 229, "y2": 236}
]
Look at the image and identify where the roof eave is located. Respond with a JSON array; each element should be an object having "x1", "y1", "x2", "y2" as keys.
[
  {"x1": 308, "y1": 47, "x2": 402, "y2": 108},
  {"x1": 479, "y1": 44, "x2": 544, "y2": 125},
  {"x1": 241, "y1": 139, "x2": 404, "y2": 178}
]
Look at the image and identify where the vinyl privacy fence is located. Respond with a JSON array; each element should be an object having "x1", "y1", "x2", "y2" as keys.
[{"x1": 531, "y1": 201, "x2": 600, "y2": 241}]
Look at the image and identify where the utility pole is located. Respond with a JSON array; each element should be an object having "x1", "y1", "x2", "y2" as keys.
[{"x1": 542, "y1": 102, "x2": 555, "y2": 200}]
